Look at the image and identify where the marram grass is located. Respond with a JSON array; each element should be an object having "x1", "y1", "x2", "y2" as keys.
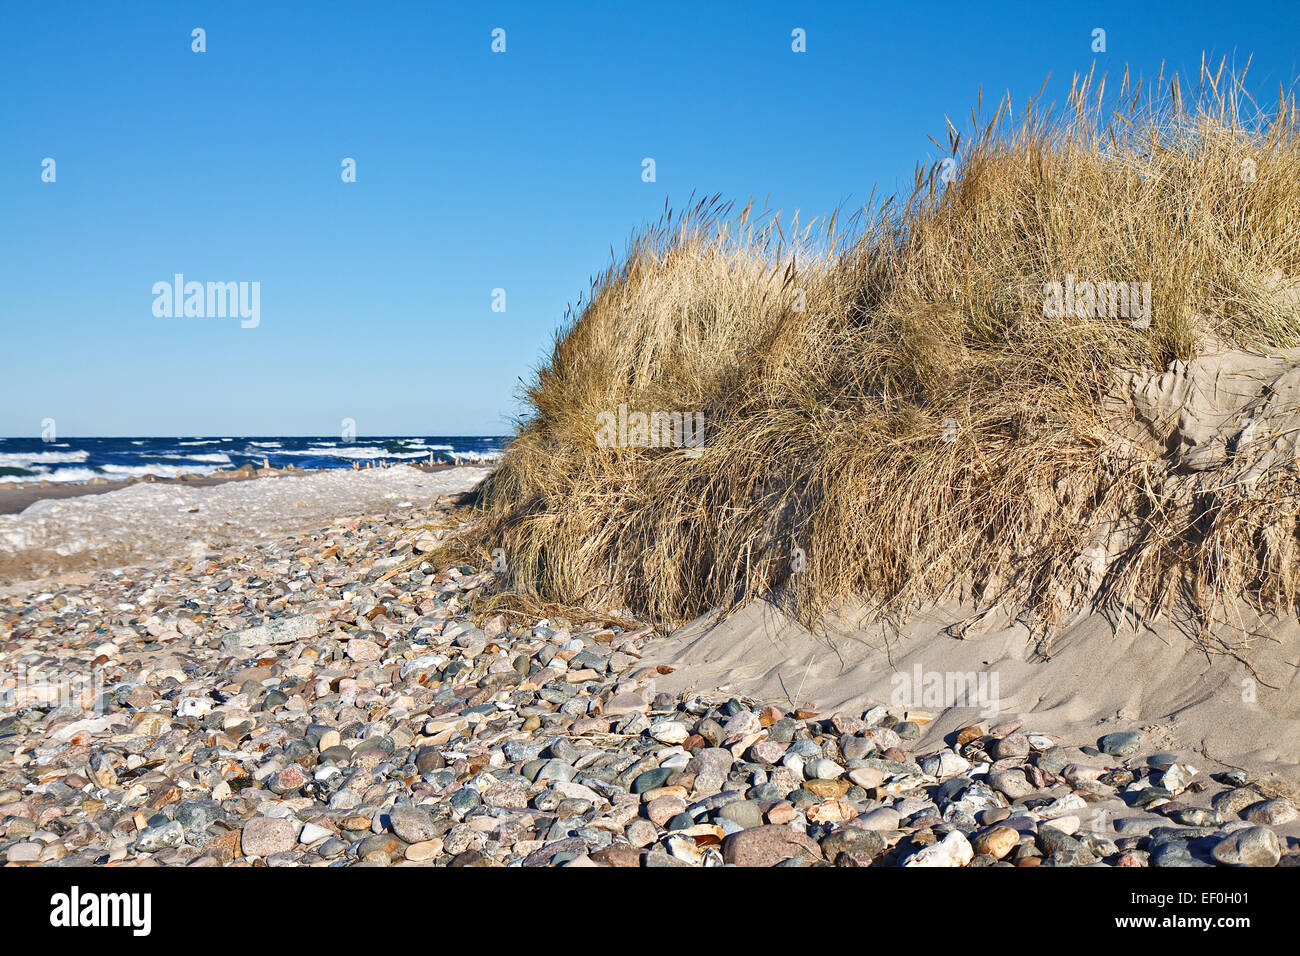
[{"x1": 465, "y1": 61, "x2": 1300, "y2": 648}]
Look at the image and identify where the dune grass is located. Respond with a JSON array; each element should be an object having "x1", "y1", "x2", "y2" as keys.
[{"x1": 465, "y1": 60, "x2": 1300, "y2": 646}]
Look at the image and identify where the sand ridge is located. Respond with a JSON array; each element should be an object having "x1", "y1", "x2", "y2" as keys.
[{"x1": 639, "y1": 597, "x2": 1300, "y2": 784}]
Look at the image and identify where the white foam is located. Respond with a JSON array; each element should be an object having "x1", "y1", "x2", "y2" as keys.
[
  {"x1": 26, "y1": 467, "x2": 98, "y2": 483},
  {"x1": 0, "y1": 465, "x2": 492, "y2": 578},
  {"x1": 0, "y1": 450, "x2": 90, "y2": 466},
  {"x1": 159, "y1": 453, "x2": 232, "y2": 464},
  {"x1": 274, "y1": 446, "x2": 424, "y2": 460},
  {"x1": 99, "y1": 463, "x2": 225, "y2": 478},
  {"x1": 1, "y1": 465, "x2": 228, "y2": 485},
  {"x1": 450, "y1": 450, "x2": 505, "y2": 462}
]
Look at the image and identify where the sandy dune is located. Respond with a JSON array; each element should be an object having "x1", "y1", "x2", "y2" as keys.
[{"x1": 640, "y1": 597, "x2": 1300, "y2": 789}]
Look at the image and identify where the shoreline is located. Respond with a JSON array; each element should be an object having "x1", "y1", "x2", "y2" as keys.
[
  {"x1": 0, "y1": 464, "x2": 491, "y2": 590},
  {"x1": 0, "y1": 461, "x2": 461, "y2": 517},
  {"x1": 0, "y1": 469, "x2": 1296, "y2": 867}
]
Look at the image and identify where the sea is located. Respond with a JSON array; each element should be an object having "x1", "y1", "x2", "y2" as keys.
[{"x1": 0, "y1": 436, "x2": 510, "y2": 484}]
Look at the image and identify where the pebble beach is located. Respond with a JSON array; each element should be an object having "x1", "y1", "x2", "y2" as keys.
[{"x1": 1, "y1": 468, "x2": 1296, "y2": 868}]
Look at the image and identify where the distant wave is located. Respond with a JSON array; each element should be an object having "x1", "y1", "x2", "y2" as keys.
[
  {"x1": 273, "y1": 446, "x2": 426, "y2": 460},
  {"x1": 0, "y1": 450, "x2": 90, "y2": 466},
  {"x1": 0, "y1": 467, "x2": 42, "y2": 484},
  {"x1": 19, "y1": 466, "x2": 98, "y2": 483},
  {"x1": 159, "y1": 452, "x2": 232, "y2": 464},
  {"x1": 99, "y1": 463, "x2": 225, "y2": 478},
  {"x1": 0, "y1": 436, "x2": 509, "y2": 485},
  {"x1": 448, "y1": 450, "x2": 504, "y2": 461}
]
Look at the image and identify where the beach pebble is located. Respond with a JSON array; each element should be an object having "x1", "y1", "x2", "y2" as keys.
[
  {"x1": 1212, "y1": 826, "x2": 1281, "y2": 867},
  {"x1": 176, "y1": 696, "x2": 214, "y2": 718},
  {"x1": 241, "y1": 817, "x2": 297, "y2": 858},
  {"x1": 972, "y1": 826, "x2": 1019, "y2": 860},
  {"x1": 920, "y1": 752, "x2": 971, "y2": 778},
  {"x1": 388, "y1": 805, "x2": 438, "y2": 843},
  {"x1": 1213, "y1": 788, "x2": 1260, "y2": 816},
  {"x1": 904, "y1": 830, "x2": 973, "y2": 867},
  {"x1": 299, "y1": 822, "x2": 332, "y2": 845},
  {"x1": 1246, "y1": 798, "x2": 1298, "y2": 825},
  {"x1": 4, "y1": 483, "x2": 1287, "y2": 872},
  {"x1": 855, "y1": 807, "x2": 901, "y2": 831},
  {"x1": 991, "y1": 733, "x2": 1029, "y2": 760},
  {"x1": 804, "y1": 758, "x2": 844, "y2": 780},
  {"x1": 646, "y1": 795, "x2": 687, "y2": 827},
  {"x1": 1098, "y1": 731, "x2": 1143, "y2": 756},
  {"x1": 1158, "y1": 763, "x2": 1196, "y2": 794},
  {"x1": 346, "y1": 638, "x2": 382, "y2": 662},
  {"x1": 989, "y1": 768, "x2": 1035, "y2": 799},
  {"x1": 721, "y1": 825, "x2": 823, "y2": 866},
  {"x1": 649, "y1": 720, "x2": 690, "y2": 744}
]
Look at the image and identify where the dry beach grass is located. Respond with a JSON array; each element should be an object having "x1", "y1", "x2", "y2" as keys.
[{"x1": 466, "y1": 61, "x2": 1300, "y2": 650}]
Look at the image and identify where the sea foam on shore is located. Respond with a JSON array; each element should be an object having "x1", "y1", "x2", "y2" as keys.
[{"x1": 0, "y1": 465, "x2": 491, "y2": 588}]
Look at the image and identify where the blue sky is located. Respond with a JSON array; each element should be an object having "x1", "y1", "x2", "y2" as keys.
[{"x1": 3, "y1": 0, "x2": 1298, "y2": 437}]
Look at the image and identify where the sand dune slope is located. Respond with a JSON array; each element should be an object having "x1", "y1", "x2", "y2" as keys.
[{"x1": 639, "y1": 598, "x2": 1300, "y2": 785}]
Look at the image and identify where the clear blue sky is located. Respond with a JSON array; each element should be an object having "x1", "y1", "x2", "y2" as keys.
[{"x1": 3, "y1": 0, "x2": 1298, "y2": 437}]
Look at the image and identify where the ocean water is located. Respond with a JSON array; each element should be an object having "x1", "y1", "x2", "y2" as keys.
[{"x1": 0, "y1": 436, "x2": 509, "y2": 484}]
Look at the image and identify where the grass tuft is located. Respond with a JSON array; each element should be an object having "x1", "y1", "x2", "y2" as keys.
[{"x1": 466, "y1": 61, "x2": 1300, "y2": 644}]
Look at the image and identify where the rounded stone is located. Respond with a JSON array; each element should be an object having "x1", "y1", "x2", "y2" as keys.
[
  {"x1": 1212, "y1": 826, "x2": 1280, "y2": 867},
  {"x1": 972, "y1": 825, "x2": 1018, "y2": 860},
  {"x1": 847, "y1": 767, "x2": 884, "y2": 789},
  {"x1": 404, "y1": 838, "x2": 444, "y2": 862},
  {"x1": 721, "y1": 824, "x2": 823, "y2": 866},
  {"x1": 804, "y1": 757, "x2": 844, "y2": 780},
  {"x1": 269, "y1": 764, "x2": 308, "y2": 794},
  {"x1": 717, "y1": 800, "x2": 764, "y2": 830},
  {"x1": 991, "y1": 734, "x2": 1030, "y2": 760},
  {"x1": 1097, "y1": 731, "x2": 1143, "y2": 756},
  {"x1": 388, "y1": 805, "x2": 438, "y2": 844},
  {"x1": 1246, "y1": 798, "x2": 1298, "y2": 826},
  {"x1": 632, "y1": 768, "x2": 673, "y2": 794},
  {"x1": 241, "y1": 817, "x2": 297, "y2": 858},
  {"x1": 645, "y1": 795, "x2": 687, "y2": 827}
]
